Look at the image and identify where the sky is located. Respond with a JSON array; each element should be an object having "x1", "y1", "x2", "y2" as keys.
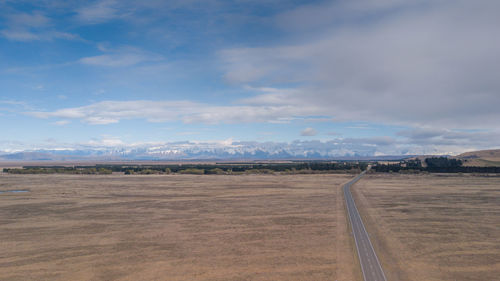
[{"x1": 1, "y1": 0, "x2": 500, "y2": 156}]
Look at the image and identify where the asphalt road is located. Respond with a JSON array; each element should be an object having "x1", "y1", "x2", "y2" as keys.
[{"x1": 344, "y1": 171, "x2": 387, "y2": 281}]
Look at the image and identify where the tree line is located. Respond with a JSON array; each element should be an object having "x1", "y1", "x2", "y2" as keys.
[
  {"x1": 5, "y1": 158, "x2": 498, "y2": 175},
  {"x1": 3, "y1": 162, "x2": 367, "y2": 175},
  {"x1": 373, "y1": 157, "x2": 500, "y2": 173}
]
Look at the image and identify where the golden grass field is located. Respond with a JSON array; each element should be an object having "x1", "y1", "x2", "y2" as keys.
[
  {"x1": 353, "y1": 173, "x2": 500, "y2": 281},
  {"x1": 0, "y1": 173, "x2": 358, "y2": 281},
  {"x1": 3, "y1": 171, "x2": 500, "y2": 280}
]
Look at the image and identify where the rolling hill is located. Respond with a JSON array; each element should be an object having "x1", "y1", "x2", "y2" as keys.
[{"x1": 456, "y1": 149, "x2": 500, "y2": 167}]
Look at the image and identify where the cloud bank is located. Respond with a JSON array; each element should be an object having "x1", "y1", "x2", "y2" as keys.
[{"x1": 220, "y1": 0, "x2": 500, "y2": 129}]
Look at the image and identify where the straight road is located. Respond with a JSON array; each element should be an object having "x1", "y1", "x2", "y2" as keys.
[{"x1": 344, "y1": 171, "x2": 387, "y2": 281}]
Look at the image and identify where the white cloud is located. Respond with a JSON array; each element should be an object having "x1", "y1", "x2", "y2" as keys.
[
  {"x1": 28, "y1": 99, "x2": 320, "y2": 125},
  {"x1": 80, "y1": 53, "x2": 149, "y2": 67},
  {"x1": 300, "y1": 127, "x2": 317, "y2": 136},
  {"x1": 92, "y1": 89, "x2": 106, "y2": 95},
  {"x1": 53, "y1": 120, "x2": 70, "y2": 126},
  {"x1": 75, "y1": 0, "x2": 121, "y2": 24},
  {"x1": 6, "y1": 11, "x2": 50, "y2": 27},
  {"x1": 87, "y1": 136, "x2": 124, "y2": 147},
  {"x1": 79, "y1": 46, "x2": 163, "y2": 67},
  {"x1": 0, "y1": 100, "x2": 28, "y2": 106},
  {"x1": 1, "y1": 29, "x2": 80, "y2": 41},
  {"x1": 0, "y1": 100, "x2": 33, "y2": 111},
  {"x1": 1, "y1": 29, "x2": 40, "y2": 41},
  {"x1": 239, "y1": 87, "x2": 301, "y2": 106},
  {"x1": 275, "y1": 0, "x2": 429, "y2": 32},
  {"x1": 1, "y1": 12, "x2": 81, "y2": 41},
  {"x1": 397, "y1": 128, "x2": 500, "y2": 148},
  {"x1": 220, "y1": 0, "x2": 500, "y2": 130}
]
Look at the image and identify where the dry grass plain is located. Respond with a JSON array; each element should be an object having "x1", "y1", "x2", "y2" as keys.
[
  {"x1": 0, "y1": 173, "x2": 358, "y2": 281},
  {"x1": 353, "y1": 173, "x2": 500, "y2": 281}
]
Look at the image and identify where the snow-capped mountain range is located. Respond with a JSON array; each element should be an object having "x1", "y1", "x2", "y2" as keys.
[{"x1": 0, "y1": 139, "x2": 417, "y2": 161}]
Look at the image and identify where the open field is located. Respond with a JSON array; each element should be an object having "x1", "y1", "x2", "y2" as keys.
[
  {"x1": 0, "y1": 174, "x2": 357, "y2": 281},
  {"x1": 353, "y1": 173, "x2": 500, "y2": 281}
]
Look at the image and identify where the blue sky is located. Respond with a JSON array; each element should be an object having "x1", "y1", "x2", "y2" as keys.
[{"x1": 1, "y1": 0, "x2": 500, "y2": 156}]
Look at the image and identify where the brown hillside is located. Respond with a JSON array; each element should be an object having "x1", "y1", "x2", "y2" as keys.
[
  {"x1": 458, "y1": 149, "x2": 500, "y2": 159},
  {"x1": 456, "y1": 149, "x2": 500, "y2": 167}
]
